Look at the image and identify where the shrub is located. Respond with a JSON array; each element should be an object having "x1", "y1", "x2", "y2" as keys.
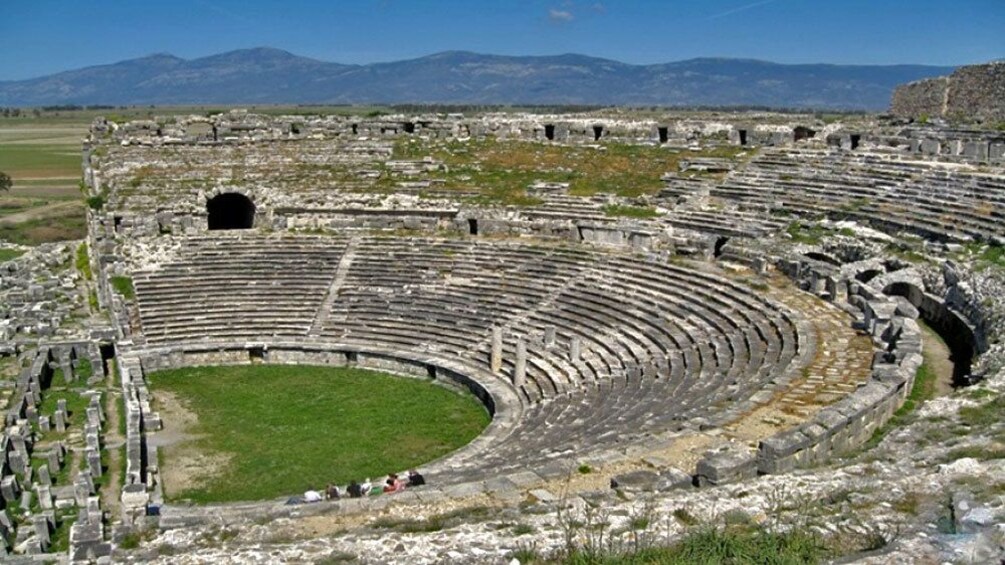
[
  {"x1": 110, "y1": 275, "x2": 135, "y2": 299},
  {"x1": 75, "y1": 243, "x2": 92, "y2": 280}
]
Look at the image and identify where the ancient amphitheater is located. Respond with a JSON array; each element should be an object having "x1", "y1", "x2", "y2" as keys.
[{"x1": 2, "y1": 90, "x2": 1005, "y2": 563}]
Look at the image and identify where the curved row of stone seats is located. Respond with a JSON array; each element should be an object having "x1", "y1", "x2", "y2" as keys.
[
  {"x1": 519, "y1": 196, "x2": 611, "y2": 223},
  {"x1": 315, "y1": 238, "x2": 802, "y2": 407},
  {"x1": 713, "y1": 148, "x2": 1005, "y2": 241},
  {"x1": 132, "y1": 235, "x2": 803, "y2": 409},
  {"x1": 133, "y1": 235, "x2": 350, "y2": 343},
  {"x1": 661, "y1": 209, "x2": 786, "y2": 239},
  {"x1": 128, "y1": 234, "x2": 810, "y2": 483}
]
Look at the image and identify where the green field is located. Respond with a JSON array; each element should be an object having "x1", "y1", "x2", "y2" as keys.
[
  {"x1": 0, "y1": 114, "x2": 90, "y2": 245},
  {"x1": 393, "y1": 137, "x2": 748, "y2": 204},
  {"x1": 148, "y1": 364, "x2": 490, "y2": 503}
]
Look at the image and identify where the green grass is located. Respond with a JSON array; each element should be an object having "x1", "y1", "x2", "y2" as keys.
[
  {"x1": 49, "y1": 514, "x2": 77, "y2": 553},
  {"x1": 0, "y1": 143, "x2": 80, "y2": 179},
  {"x1": 393, "y1": 137, "x2": 747, "y2": 202},
  {"x1": 76, "y1": 358, "x2": 93, "y2": 380},
  {"x1": 110, "y1": 275, "x2": 135, "y2": 299},
  {"x1": 603, "y1": 204, "x2": 661, "y2": 219},
  {"x1": 149, "y1": 364, "x2": 490, "y2": 503},
  {"x1": 75, "y1": 242, "x2": 91, "y2": 280},
  {"x1": 785, "y1": 221, "x2": 830, "y2": 245},
  {"x1": 561, "y1": 525, "x2": 826, "y2": 564},
  {"x1": 861, "y1": 360, "x2": 938, "y2": 452},
  {"x1": 0, "y1": 248, "x2": 24, "y2": 261},
  {"x1": 0, "y1": 207, "x2": 86, "y2": 245}
]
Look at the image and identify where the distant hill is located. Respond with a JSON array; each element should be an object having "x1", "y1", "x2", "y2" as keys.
[{"x1": 0, "y1": 47, "x2": 956, "y2": 110}]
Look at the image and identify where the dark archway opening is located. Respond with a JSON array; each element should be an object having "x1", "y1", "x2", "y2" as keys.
[
  {"x1": 99, "y1": 342, "x2": 116, "y2": 377},
  {"x1": 468, "y1": 219, "x2": 479, "y2": 236},
  {"x1": 544, "y1": 124, "x2": 556, "y2": 141},
  {"x1": 351, "y1": 123, "x2": 358, "y2": 135},
  {"x1": 856, "y1": 269, "x2": 883, "y2": 283},
  {"x1": 713, "y1": 236, "x2": 730, "y2": 258},
  {"x1": 593, "y1": 125, "x2": 604, "y2": 141},
  {"x1": 794, "y1": 126, "x2": 816, "y2": 142},
  {"x1": 850, "y1": 134, "x2": 861, "y2": 150},
  {"x1": 207, "y1": 193, "x2": 256, "y2": 230},
  {"x1": 403, "y1": 122, "x2": 416, "y2": 134},
  {"x1": 658, "y1": 127, "x2": 669, "y2": 144},
  {"x1": 737, "y1": 129, "x2": 748, "y2": 146},
  {"x1": 884, "y1": 282, "x2": 975, "y2": 385},
  {"x1": 804, "y1": 251, "x2": 840, "y2": 266},
  {"x1": 212, "y1": 125, "x2": 219, "y2": 142}
]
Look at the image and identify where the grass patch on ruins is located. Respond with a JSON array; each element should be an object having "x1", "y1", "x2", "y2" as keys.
[
  {"x1": 393, "y1": 137, "x2": 746, "y2": 202},
  {"x1": 603, "y1": 204, "x2": 661, "y2": 219},
  {"x1": 110, "y1": 275, "x2": 135, "y2": 299},
  {"x1": 861, "y1": 360, "x2": 938, "y2": 453},
  {"x1": 0, "y1": 248, "x2": 24, "y2": 261},
  {"x1": 148, "y1": 364, "x2": 490, "y2": 503},
  {"x1": 0, "y1": 207, "x2": 87, "y2": 245}
]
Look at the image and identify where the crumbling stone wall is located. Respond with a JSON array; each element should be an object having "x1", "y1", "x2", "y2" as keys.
[{"x1": 892, "y1": 63, "x2": 1005, "y2": 123}]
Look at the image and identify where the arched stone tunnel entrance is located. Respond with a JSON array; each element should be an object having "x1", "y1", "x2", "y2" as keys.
[{"x1": 207, "y1": 193, "x2": 256, "y2": 230}]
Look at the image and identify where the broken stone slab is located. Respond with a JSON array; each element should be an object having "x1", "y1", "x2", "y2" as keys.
[
  {"x1": 36, "y1": 484, "x2": 53, "y2": 510},
  {"x1": 37, "y1": 465, "x2": 51, "y2": 487},
  {"x1": 696, "y1": 445, "x2": 758, "y2": 487},
  {"x1": 610, "y1": 470, "x2": 660, "y2": 492},
  {"x1": 656, "y1": 467, "x2": 695, "y2": 491},
  {"x1": 528, "y1": 489, "x2": 558, "y2": 503},
  {"x1": 0, "y1": 476, "x2": 20, "y2": 503}
]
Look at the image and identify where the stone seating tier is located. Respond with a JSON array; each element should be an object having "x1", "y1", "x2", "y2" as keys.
[
  {"x1": 128, "y1": 234, "x2": 808, "y2": 477},
  {"x1": 711, "y1": 148, "x2": 1005, "y2": 241}
]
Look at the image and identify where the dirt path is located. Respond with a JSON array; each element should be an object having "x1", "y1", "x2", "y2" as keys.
[
  {"x1": 148, "y1": 390, "x2": 232, "y2": 499},
  {"x1": 0, "y1": 200, "x2": 80, "y2": 225},
  {"x1": 101, "y1": 389, "x2": 124, "y2": 518},
  {"x1": 918, "y1": 320, "x2": 955, "y2": 396}
]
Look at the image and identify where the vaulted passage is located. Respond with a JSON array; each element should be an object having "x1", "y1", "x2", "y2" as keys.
[
  {"x1": 794, "y1": 126, "x2": 816, "y2": 141},
  {"x1": 207, "y1": 193, "x2": 256, "y2": 230},
  {"x1": 884, "y1": 282, "x2": 975, "y2": 385},
  {"x1": 544, "y1": 124, "x2": 555, "y2": 141}
]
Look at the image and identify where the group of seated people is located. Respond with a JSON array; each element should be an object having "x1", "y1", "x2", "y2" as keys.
[{"x1": 299, "y1": 469, "x2": 426, "y2": 504}]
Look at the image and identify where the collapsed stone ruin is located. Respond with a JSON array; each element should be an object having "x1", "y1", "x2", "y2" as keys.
[{"x1": 2, "y1": 97, "x2": 1005, "y2": 562}]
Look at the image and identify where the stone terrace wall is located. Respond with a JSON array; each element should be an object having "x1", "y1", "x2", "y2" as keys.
[{"x1": 892, "y1": 63, "x2": 1005, "y2": 123}]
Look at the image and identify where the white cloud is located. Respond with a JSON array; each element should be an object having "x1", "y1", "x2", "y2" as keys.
[
  {"x1": 707, "y1": 0, "x2": 781, "y2": 20},
  {"x1": 548, "y1": 8, "x2": 575, "y2": 22}
]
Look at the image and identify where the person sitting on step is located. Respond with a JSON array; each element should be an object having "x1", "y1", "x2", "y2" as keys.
[
  {"x1": 326, "y1": 483, "x2": 341, "y2": 500},
  {"x1": 407, "y1": 469, "x2": 426, "y2": 487},
  {"x1": 347, "y1": 479, "x2": 363, "y2": 498},
  {"x1": 304, "y1": 487, "x2": 323, "y2": 503}
]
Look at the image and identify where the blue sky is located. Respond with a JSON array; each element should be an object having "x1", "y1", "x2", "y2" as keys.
[{"x1": 2, "y1": 0, "x2": 1002, "y2": 80}]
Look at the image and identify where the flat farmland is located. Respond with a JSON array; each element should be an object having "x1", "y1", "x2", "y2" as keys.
[{"x1": 0, "y1": 117, "x2": 89, "y2": 244}]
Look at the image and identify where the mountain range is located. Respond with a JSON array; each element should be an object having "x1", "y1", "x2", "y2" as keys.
[{"x1": 0, "y1": 47, "x2": 957, "y2": 110}]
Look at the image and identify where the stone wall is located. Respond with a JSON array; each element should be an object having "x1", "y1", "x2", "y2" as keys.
[
  {"x1": 892, "y1": 63, "x2": 1005, "y2": 123},
  {"x1": 752, "y1": 275, "x2": 923, "y2": 475}
]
